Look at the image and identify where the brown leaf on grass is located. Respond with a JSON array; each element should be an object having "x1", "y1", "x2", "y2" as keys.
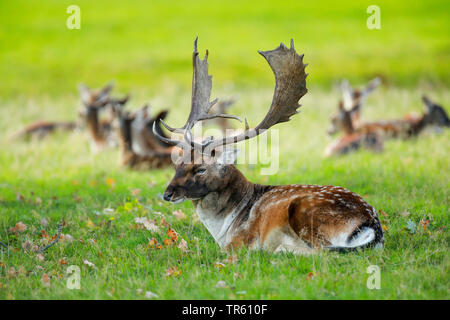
[
  {"x1": 58, "y1": 258, "x2": 68, "y2": 265},
  {"x1": 9, "y1": 221, "x2": 27, "y2": 233},
  {"x1": 159, "y1": 217, "x2": 170, "y2": 228},
  {"x1": 22, "y1": 240, "x2": 32, "y2": 251},
  {"x1": 135, "y1": 217, "x2": 160, "y2": 232},
  {"x1": 36, "y1": 253, "x2": 45, "y2": 262},
  {"x1": 306, "y1": 272, "x2": 316, "y2": 280},
  {"x1": 216, "y1": 280, "x2": 228, "y2": 288},
  {"x1": 172, "y1": 210, "x2": 186, "y2": 220},
  {"x1": 214, "y1": 262, "x2": 225, "y2": 269},
  {"x1": 148, "y1": 238, "x2": 159, "y2": 247},
  {"x1": 165, "y1": 266, "x2": 181, "y2": 277},
  {"x1": 400, "y1": 211, "x2": 411, "y2": 218},
  {"x1": 420, "y1": 219, "x2": 430, "y2": 231},
  {"x1": 41, "y1": 230, "x2": 49, "y2": 239},
  {"x1": 105, "y1": 178, "x2": 116, "y2": 188},
  {"x1": 7, "y1": 267, "x2": 17, "y2": 279},
  {"x1": 131, "y1": 189, "x2": 141, "y2": 196},
  {"x1": 41, "y1": 273, "x2": 50, "y2": 288},
  {"x1": 163, "y1": 238, "x2": 173, "y2": 246},
  {"x1": 167, "y1": 228, "x2": 179, "y2": 242},
  {"x1": 177, "y1": 239, "x2": 189, "y2": 253},
  {"x1": 380, "y1": 210, "x2": 389, "y2": 217},
  {"x1": 83, "y1": 259, "x2": 95, "y2": 268},
  {"x1": 60, "y1": 234, "x2": 74, "y2": 242},
  {"x1": 73, "y1": 194, "x2": 82, "y2": 202},
  {"x1": 40, "y1": 218, "x2": 49, "y2": 227},
  {"x1": 145, "y1": 291, "x2": 158, "y2": 299},
  {"x1": 222, "y1": 254, "x2": 238, "y2": 264},
  {"x1": 86, "y1": 219, "x2": 97, "y2": 229},
  {"x1": 16, "y1": 193, "x2": 25, "y2": 202}
]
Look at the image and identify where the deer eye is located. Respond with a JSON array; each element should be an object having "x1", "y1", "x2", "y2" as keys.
[{"x1": 195, "y1": 168, "x2": 206, "y2": 175}]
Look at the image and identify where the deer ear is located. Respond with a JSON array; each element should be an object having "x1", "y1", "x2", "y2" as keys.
[
  {"x1": 216, "y1": 148, "x2": 239, "y2": 165},
  {"x1": 78, "y1": 84, "x2": 92, "y2": 104}
]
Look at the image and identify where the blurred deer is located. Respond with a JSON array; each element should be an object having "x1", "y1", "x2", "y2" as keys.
[
  {"x1": 78, "y1": 82, "x2": 128, "y2": 150},
  {"x1": 112, "y1": 103, "x2": 173, "y2": 169},
  {"x1": 328, "y1": 77, "x2": 381, "y2": 134},
  {"x1": 152, "y1": 39, "x2": 384, "y2": 254},
  {"x1": 329, "y1": 93, "x2": 449, "y2": 142},
  {"x1": 11, "y1": 120, "x2": 78, "y2": 140},
  {"x1": 324, "y1": 101, "x2": 383, "y2": 156}
]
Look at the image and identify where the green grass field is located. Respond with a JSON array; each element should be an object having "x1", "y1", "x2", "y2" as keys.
[{"x1": 0, "y1": 0, "x2": 449, "y2": 299}]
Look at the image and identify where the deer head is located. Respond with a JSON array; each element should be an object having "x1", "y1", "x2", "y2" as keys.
[
  {"x1": 153, "y1": 38, "x2": 307, "y2": 204},
  {"x1": 422, "y1": 95, "x2": 450, "y2": 128},
  {"x1": 330, "y1": 77, "x2": 381, "y2": 132}
]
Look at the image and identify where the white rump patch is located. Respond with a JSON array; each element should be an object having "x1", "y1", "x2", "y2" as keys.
[{"x1": 330, "y1": 227, "x2": 375, "y2": 248}]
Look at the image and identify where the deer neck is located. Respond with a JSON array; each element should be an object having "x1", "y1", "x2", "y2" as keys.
[
  {"x1": 342, "y1": 113, "x2": 355, "y2": 135},
  {"x1": 193, "y1": 167, "x2": 261, "y2": 248},
  {"x1": 86, "y1": 109, "x2": 105, "y2": 143}
]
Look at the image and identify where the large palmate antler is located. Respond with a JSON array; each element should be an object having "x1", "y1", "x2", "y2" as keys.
[
  {"x1": 155, "y1": 38, "x2": 241, "y2": 148},
  {"x1": 153, "y1": 39, "x2": 308, "y2": 153}
]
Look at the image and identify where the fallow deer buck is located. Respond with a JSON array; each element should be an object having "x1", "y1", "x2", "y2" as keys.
[
  {"x1": 112, "y1": 104, "x2": 173, "y2": 169},
  {"x1": 78, "y1": 82, "x2": 128, "y2": 150},
  {"x1": 152, "y1": 39, "x2": 384, "y2": 254}
]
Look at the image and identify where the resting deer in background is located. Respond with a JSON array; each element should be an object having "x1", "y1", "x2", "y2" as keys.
[
  {"x1": 78, "y1": 82, "x2": 128, "y2": 150},
  {"x1": 11, "y1": 120, "x2": 78, "y2": 140},
  {"x1": 152, "y1": 38, "x2": 384, "y2": 254},
  {"x1": 328, "y1": 93, "x2": 449, "y2": 143},
  {"x1": 328, "y1": 77, "x2": 381, "y2": 135},
  {"x1": 112, "y1": 104, "x2": 173, "y2": 169}
]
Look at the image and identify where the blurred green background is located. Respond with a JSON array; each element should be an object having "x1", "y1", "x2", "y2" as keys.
[{"x1": 0, "y1": 0, "x2": 449, "y2": 98}]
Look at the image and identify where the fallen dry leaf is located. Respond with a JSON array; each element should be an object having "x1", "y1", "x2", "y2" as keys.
[
  {"x1": 165, "y1": 266, "x2": 181, "y2": 277},
  {"x1": 216, "y1": 280, "x2": 227, "y2": 288},
  {"x1": 83, "y1": 259, "x2": 95, "y2": 268},
  {"x1": 86, "y1": 219, "x2": 97, "y2": 229},
  {"x1": 40, "y1": 218, "x2": 49, "y2": 227},
  {"x1": 145, "y1": 291, "x2": 158, "y2": 299},
  {"x1": 306, "y1": 272, "x2": 316, "y2": 280},
  {"x1": 9, "y1": 221, "x2": 27, "y2": 233},
  {"x1": 36, "y1": 253, "x2": 45, "y2": 262},
  {"x1": 382, "y1": 225, "x2": 388, "y2": 231},
  {"x1": 16, "y1": 193, "x2": 25, "y2": 202},
  {"x1": 172, "y1": 210, "x2": 186, "y2": 220},
  {"x1": 420, "y1": 219, "x2": 430, "y2": 231},
  {"x1": 73, "y1": 194, "x2": 82, "y2": 202},
  {"x1": 105, "y1": 178, "x2": 116, "y2": 187},
  {"x1": 380, "y1": 210, "x2": 389, "y2": 217},
  {"x1": 214, "y1": 262, "x2": 226, "y2": 269},
  {"x1": 167, "y1": 228, "x2": 179, "y2": 242},
  {"x1": 60, "y1": 234, "x2": 74, "y2": 242},
  {"x1": 41, "y1": 273, "x2": 51, "y2": 288},
  {"x1": 58, "y1": 258, "x2": 68, "y2": 265},
  {"x1": 135, "y1": 217, "x2": 159, "y2": 232},
  {"x1": 177, "y1": 239, "x2": 189, "y2": 253},
  {"x1": 163, "y1": 238, "x2": 173, "y2": 246},
  {"x1": 400, "y1": 211, "x2": 411, "y2": 218},
  {"x1": 131, "y1": 189, "x2": 141, "y2": 196},
  {"x1": 41, "y1": 230, "x2": 49, "y2": 239}
]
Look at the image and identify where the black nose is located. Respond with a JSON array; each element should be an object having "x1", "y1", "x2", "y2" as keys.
[{"x1": 163, "y1": 191, "x2": 173, "y2": 201}]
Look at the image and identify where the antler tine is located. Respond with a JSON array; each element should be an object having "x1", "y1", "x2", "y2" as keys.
[{"x1": 206, "y1": 39, "x2": 308, "y2": 150}]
